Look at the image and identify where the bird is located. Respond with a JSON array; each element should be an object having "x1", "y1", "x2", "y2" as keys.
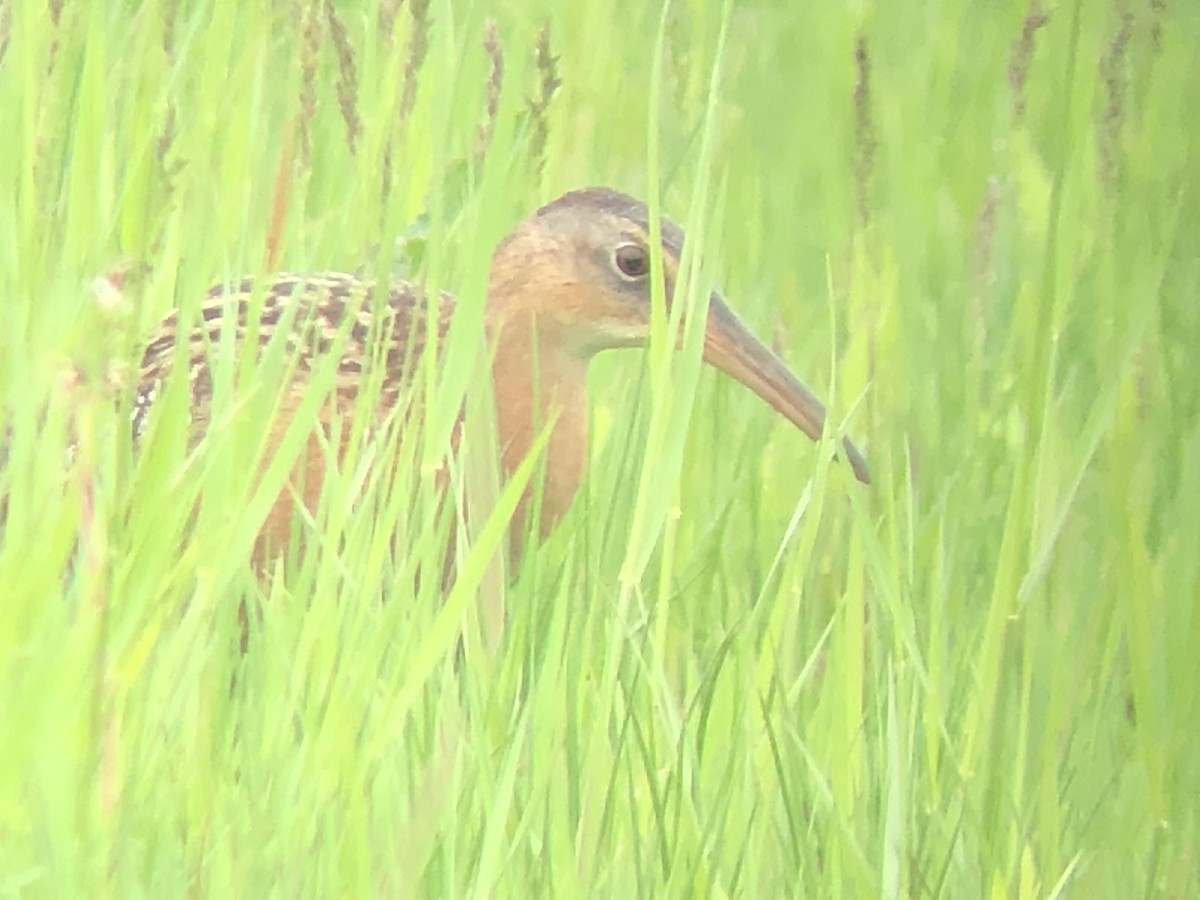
[{"x1": 134, "y1": 187, "x2": 870, "y2": 567}]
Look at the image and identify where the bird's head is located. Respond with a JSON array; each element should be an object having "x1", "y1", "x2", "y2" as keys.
[{"x1": 489, "y1": 187, "x2": 870, "y2": 484}]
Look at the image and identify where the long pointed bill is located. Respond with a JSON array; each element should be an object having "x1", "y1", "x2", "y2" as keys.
[{"x1": 701, "y1": 293, "x2": 871, "y2": 485}]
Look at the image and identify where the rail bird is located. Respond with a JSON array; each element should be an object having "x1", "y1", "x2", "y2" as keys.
[{"x1": 134, "y1": 188, "x2": 869, "y2": 566}]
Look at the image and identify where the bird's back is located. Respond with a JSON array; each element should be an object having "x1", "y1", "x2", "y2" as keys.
[
  {"x1": 133, "y1": 273, "x2": 457, "y2": 561},
  {"x1": 134, "y1": 272, "x2": 455, "y2": 440}
]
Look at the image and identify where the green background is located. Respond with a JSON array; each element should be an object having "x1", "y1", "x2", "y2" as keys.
[{"x1": 1, "y1": 0, "x2": 1197, "y2": 895}]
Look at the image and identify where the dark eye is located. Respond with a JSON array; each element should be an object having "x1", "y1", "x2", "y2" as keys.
[{"x1": 613, "y1": 243, "x2": 649, "y2": 279}]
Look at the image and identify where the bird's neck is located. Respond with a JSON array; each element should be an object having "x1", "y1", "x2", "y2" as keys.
[{"x1": 486, "y1": 310, "x2": 589, "y2": 541}]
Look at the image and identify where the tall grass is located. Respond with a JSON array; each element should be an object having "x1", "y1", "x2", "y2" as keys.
[{"x1": 1, "y1": 0, "x2": 1197, "y2": 895}]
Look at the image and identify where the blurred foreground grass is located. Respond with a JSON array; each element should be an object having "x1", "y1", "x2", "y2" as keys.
[{"x1": 0, "y1": 0, "x2": 1197, "y2": 895}]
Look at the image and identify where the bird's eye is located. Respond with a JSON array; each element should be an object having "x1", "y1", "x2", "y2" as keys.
[{"x1": 613, "y1": 243, "x2": 650, "y2": 280}]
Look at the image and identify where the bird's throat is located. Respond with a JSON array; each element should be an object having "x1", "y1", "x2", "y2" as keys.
[{"x1": 488, "y1": 313, "x2": 590, "y2": 543}]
